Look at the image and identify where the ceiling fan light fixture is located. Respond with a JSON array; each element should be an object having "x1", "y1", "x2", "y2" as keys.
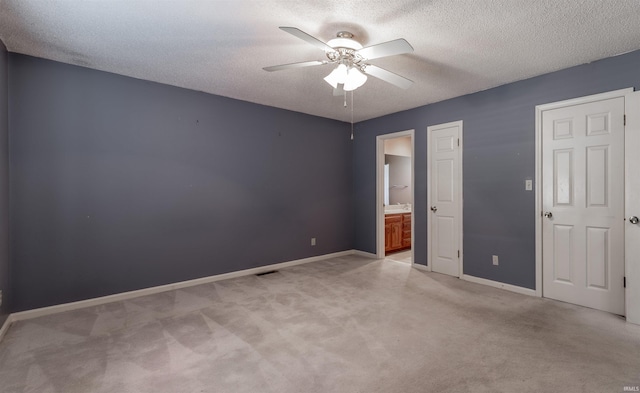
[
  {"x1": 344, "y1": 67, "x2": 367, "y2": 91},
  {"x1": 323, "y1": 75, "x2": 338, "y2": 89},
  {"x1": 324, "y1": 63, "x2": 348, "y2": 88}
]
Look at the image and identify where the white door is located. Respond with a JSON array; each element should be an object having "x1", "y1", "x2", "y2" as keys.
[
  {"x1": 428, "y1": 121, "x2": 462, "y2": 277},
  {"x1": 625, "y1": 91, "x2": 640, "y2": 324},
  {"x1": 542, "y1": 97, "x2": 625, "y2": 315}
]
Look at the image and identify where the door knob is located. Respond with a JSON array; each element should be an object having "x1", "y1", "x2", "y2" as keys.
[
  {"x1": 543, "y1": 212, "x2": 553, "y2": 218},
  {"x1": 630, "y1": 216, "x2": 639, "y2": 224},
  {"x1": 430, "y1": 206, "x2": 437, "y2": 212}
]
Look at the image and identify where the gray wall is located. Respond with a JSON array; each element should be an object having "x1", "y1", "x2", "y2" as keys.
[
  {"x1": 7, "y1": 48, "x2": 640, "y2": 311},
  {"x1": 354, "y1": 49, "x2": 640, "y2": 289},
  {"x1": 9, "y1": 54, "x2": 353, "y2": 311},
  {"x1": 0, "y1": 40, "x2": 9, "y2": 326}
]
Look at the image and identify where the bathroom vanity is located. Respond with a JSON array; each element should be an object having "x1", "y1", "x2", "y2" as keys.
[{"x1": 385, "y1": 211, "x2": 411, "y2": 253}]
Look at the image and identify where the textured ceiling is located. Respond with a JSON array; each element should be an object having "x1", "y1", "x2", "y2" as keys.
[{"x1": 2, "y1": 0, "x2": 640, "y2": 122}]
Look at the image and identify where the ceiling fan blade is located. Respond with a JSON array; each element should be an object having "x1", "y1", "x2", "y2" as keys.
[
  {"x1": 356, "y1": 39, "x2": 413, "y2": 60},
  {"x1": 263, "y1": 60, "x2": 327, "y2": 72},
  {"x1": 363, "y1": 65, "x2": 413, "y2": 89},
  {"x1": 279, "y1": 27, "x2": 335, "y2": 52}
]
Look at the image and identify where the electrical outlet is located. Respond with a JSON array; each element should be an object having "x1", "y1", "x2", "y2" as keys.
[
  {"x1": 492, "y1": 255, "x2": 499, "y2": 266},
  {"x1": 311, "y1": 238, "x2": 316, "y2": 246}
]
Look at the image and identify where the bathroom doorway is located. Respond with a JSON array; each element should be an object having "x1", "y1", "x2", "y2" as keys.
[{"x1": 376, "y1": 130, "x2": 415, "y2": 264}]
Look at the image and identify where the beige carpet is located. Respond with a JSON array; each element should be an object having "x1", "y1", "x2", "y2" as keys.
[
  {"x1": 1, "y1": 254, "x2": 639, "y2": 393},
  {"x1": 386, "y1": 249, "x2": 412, "y2": 264}
]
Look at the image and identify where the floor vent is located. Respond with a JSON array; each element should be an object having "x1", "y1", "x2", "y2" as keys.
[{"x1": 256, "y1": 270, "x2": 278, "y2": 276}]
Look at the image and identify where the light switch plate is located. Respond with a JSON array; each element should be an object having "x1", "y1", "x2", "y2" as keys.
[{"x1": 525, "y1": 179, "x2": 533, "y2": 191}]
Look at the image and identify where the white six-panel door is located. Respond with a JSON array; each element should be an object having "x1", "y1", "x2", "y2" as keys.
[
  {"x1": 428, "y1": 121, "x2": 462, "y2": 277},
  {"x1": 542, "y1": 97, "x2": 625, "y2": 315}
]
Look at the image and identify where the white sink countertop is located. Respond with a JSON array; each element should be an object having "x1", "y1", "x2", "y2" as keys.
[{"x1": 385, "y1": 206, "x2": 412, "y2": 215}]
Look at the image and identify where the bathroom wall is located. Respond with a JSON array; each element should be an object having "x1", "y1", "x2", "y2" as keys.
[
  {"x1": 385, "y1": 155, "x2": 411, "y2": 205},
  {"x1": 383, "y1": 136, "x2": 411, "y2": 157}
]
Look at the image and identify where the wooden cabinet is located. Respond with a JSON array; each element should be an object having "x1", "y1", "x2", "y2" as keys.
[
  {"x1": 385, "y1": 213, "x2": 411, "y2": 253},
  {"x1": 385, "y1": 214, "x2": 403, "y2": 252},
  {"x1": 402, "y1": 213, "x2": 412, "y2": 248}
]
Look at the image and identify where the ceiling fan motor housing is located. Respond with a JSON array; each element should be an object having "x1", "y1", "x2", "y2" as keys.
[{"x1": 326, "y1": 32, "x2": 364, "y2": 70}]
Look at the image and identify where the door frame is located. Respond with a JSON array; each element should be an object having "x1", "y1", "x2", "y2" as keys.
[
  {"x1": 376, "y1": 129, "x2": 415, "y2": 263},
  {"x1": 625, "y1": 91, "x2": 640, "y2": 324},
  {"x1": 534, "y1": 87, "x2": 638, "y2": 321},
  {"x1": 426, "y1": 121, "x2": 464, "y2": 275}
]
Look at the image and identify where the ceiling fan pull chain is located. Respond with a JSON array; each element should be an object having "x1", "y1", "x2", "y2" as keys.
[{"x1": 351, "y1": 91, "x2": 354, "y2": 140}]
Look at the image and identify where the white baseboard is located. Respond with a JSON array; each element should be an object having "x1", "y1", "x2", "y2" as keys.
[
  {"x1": 0, "y1": 314, "x2": 12, "y2": 343},
  {"x1": 412, "y1": 263, "x2": 430, "y2": 272},
  {"x1": 10, "y1": 250, "x2": 354, "y2": 323},
  {"x1": 0, "y1": 251, "x2": 541, "y2": 346},
  {"x1": 461, "y1": 274, "x2": 537, "y2": 297},
  {"x1": 352, "y1": 250, "x2": 378, "y2": 259}
]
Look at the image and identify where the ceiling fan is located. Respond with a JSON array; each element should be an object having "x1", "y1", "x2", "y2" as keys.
[{"x1": 263, "y1": 27, "x2": 414, "y2": 93}]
